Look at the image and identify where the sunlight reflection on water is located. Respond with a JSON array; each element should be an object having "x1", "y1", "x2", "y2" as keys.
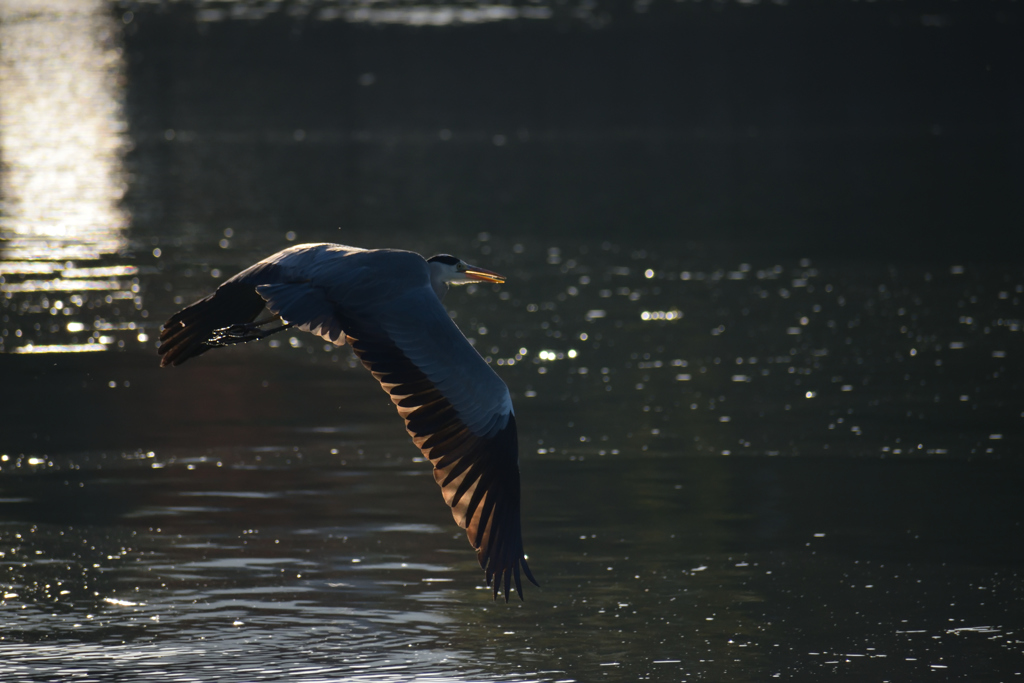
[
  {"x1": 0, "y1": 643, "x2": 496, "y2": 683},
  {"x1": 1, "y1": 3, "x2": 1023, "y2": 681},
  {"x1": 2, "y1": 443, "x2": 1022, "y2": 681},
  {"x1": 0, "y1": 0, "x2": 129, "y2": 261},
  {"x1": 0, "y1": 0, "x2": 146, "y2": 355}
]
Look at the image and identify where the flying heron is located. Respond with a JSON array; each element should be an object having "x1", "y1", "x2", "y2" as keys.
[{"x1": 158, "y1": 243, "x2": 538, "y2": 601}]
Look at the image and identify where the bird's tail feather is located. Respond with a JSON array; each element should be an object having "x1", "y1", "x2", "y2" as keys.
[{"x1": 158, "y1": 283, "x2": 268, "y2": 367}]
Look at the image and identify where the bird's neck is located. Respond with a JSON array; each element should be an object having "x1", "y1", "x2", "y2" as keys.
[{"x1": 429, "y1": 267, "x2": 449, "y2": 301}]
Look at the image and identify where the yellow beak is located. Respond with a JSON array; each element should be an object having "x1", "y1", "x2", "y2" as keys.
[{"x1": 462, "y1": 266, "x2": 506, "y2": 284}]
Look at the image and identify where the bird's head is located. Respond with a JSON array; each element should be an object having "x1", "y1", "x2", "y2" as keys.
[{"x1": 427, "y1": 254, "x2": 506, "y2": 286}]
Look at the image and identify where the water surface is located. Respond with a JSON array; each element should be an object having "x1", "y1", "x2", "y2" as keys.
[{"x1": 2, "y1": 1, "x2": 1023, "y2": 681}]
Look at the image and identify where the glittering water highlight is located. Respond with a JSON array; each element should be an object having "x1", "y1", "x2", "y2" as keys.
[{"x1": 2, "y1": 2, "x2": 1023, "y2": 680}]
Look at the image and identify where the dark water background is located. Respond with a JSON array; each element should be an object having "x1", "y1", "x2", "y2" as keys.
[{"x1": 1, "y1": 1, "x2": 1023, "y2": 680}]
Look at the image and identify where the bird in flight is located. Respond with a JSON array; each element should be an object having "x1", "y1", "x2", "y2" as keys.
[{"x1": 158, "y1": 243, "x2": 538, "y2": 601}]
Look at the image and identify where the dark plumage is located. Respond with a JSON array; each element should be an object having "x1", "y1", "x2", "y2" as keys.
[{"x1": 158, "y1": 243, "x2": 537, "y2": 601}]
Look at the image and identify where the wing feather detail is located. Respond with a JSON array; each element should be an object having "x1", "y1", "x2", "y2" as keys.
[
  {"x1": 157, "y1": 244, "x2": 536, "y2": 600},
  {"x1": 345, "y1": 328, "x2": 538, "y2": 601},
  {"x1": 158, "y1": 282, "x2": 269, "y2": 366}
]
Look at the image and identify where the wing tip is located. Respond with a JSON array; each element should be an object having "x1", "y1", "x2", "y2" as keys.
[
  {"x1": 486, "y1": 556, "x2": 539, "y2": 603},
  {"x1": 347, "y1": 320, "x2": 536, "y2": 603},
  {"x1": 156, "y1": 281, "x2": 271, "y2": 367}
]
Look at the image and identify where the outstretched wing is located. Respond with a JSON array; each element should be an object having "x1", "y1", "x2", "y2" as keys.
[
  {"x1": 258, "y1": 276, "x2": 538, "y2": 601},
  {"x1": 158, "y1": 280, "x2": 269, "y2": 366},
  {"x1": 158, "y1": 244, "x2": 349, "y2": 366},
  {"x1": 158, "y1": 244, "x2": 537, "y2": 600}
]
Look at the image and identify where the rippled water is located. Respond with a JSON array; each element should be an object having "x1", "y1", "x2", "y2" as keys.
[
  {"x1": 2, "y1": 2, "x2": 1023, "y2": 681},
  {"x1": 4, "y1": 249, "x2": 1023, "y2": 680}
]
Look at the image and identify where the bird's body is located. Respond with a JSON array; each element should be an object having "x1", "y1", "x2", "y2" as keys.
[{"x1": 159, "y1": 243, "x2": 537, "y2": 600}]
